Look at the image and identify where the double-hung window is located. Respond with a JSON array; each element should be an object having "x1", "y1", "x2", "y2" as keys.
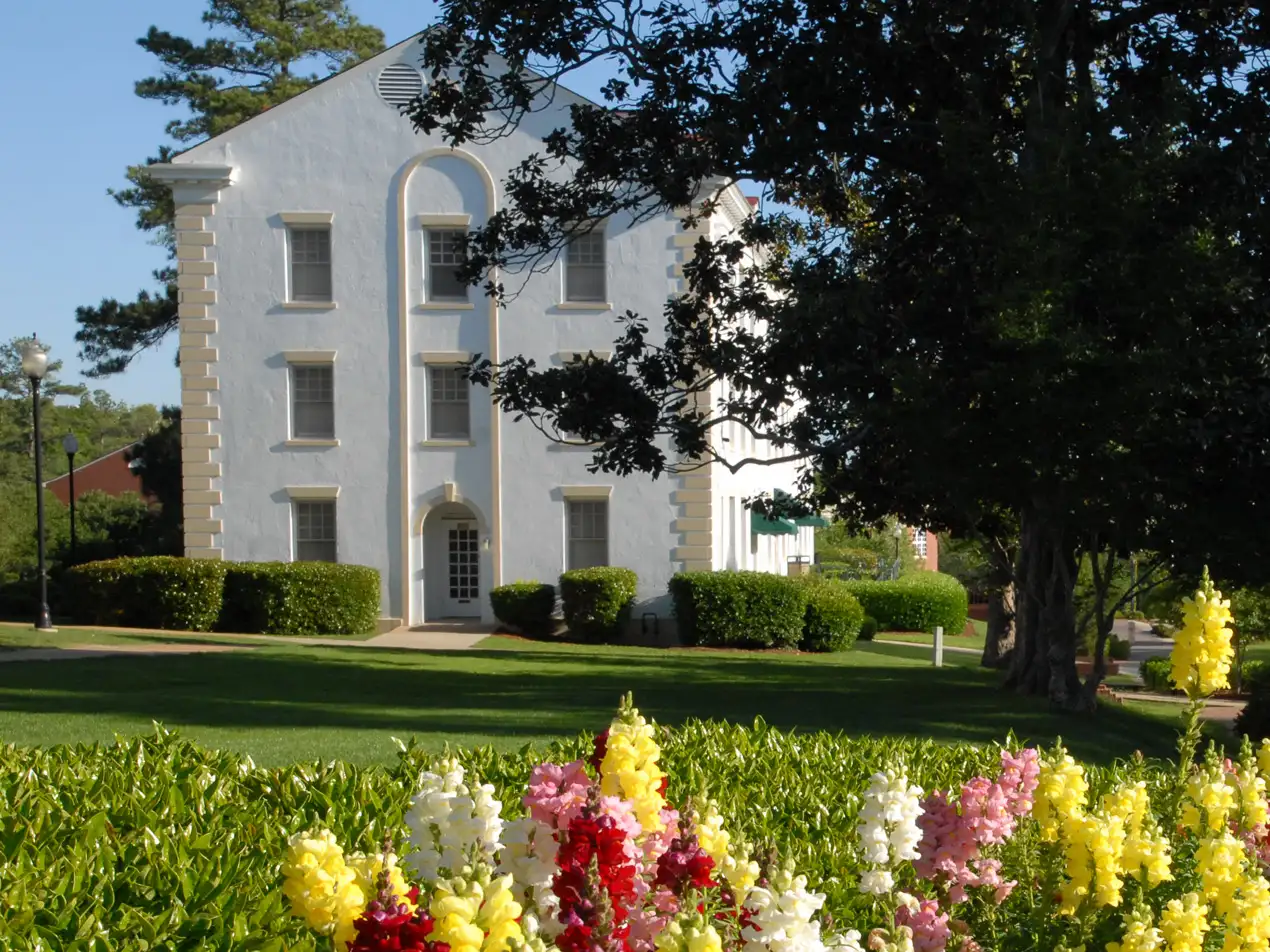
[
  {"x1": 428, "y1": 365, "x2": 471, "y2": 440},
  {"x1": 565, "y1": 230, "x2": 606, "y2": 302},
  {"x1": 427, "y1": 229, "x2": 469, "y2": 302},
  {"x1": 294, "y1": 500, "x2": 337, "y2": 562},
  {"x1": 567, "y1": 499, "x2": 609, "y2": 569},
  {"x1": 291, "y1": 364, "x2": 335, "y2": 440},
  {"x1": 288, "y1": 227, "x2": 332, "y2": 302}
]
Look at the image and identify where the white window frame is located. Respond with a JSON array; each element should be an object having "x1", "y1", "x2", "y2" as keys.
[
  {"x1": 426, "y1": 363, "x2": 472, "y2": 442},
  {"x1": 566, "y1": 498, "x2": 610, "y2": 570},
  {"x1": 425, "y1": 227, "x2": 470, "y2": 303},
  {"x1": 281, "y1": 213, "x2": 335, "y2": 304},
  {"x1": 288, "y1": 361, "x2": 336, "y2": 442},
  {"x1": 563, "y1": 227, "x2": 608, "y2": 305},
  {"x1": 292, "y1": 497, "x2": 338, "y2": 563}
]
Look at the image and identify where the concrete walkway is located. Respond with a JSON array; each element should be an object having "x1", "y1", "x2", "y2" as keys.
[{"x1": 0, "y1": 620, "x2": 494, "y2": 663}]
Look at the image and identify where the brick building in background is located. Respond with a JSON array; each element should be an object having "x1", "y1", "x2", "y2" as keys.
[{"x1": 44, "y1": 446, "x2": 150, "y2": 506}]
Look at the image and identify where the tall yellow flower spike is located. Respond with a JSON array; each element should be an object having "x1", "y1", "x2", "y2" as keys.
[
  {"x1": 599, "y1": 701, "x2": 667, "y2": 833},
  {"x1": 1169, "y1": 569, "x2": 1235, "y2": 699},
  {"x1": 1159, "y1": 893, "x2": 1210, "y2": 952}
]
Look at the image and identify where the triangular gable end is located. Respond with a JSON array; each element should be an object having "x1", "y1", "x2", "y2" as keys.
[{"x1": 173, "y1": 33, "x2": 602, "y2": 165}]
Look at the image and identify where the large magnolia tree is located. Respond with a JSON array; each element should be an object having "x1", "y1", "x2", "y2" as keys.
[{"x1": 407, "y1": 0, "x2": 1270, "y2": 709}]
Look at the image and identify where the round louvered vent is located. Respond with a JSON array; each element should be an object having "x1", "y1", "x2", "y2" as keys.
[{"x1": 377, "y1": 63, "x2": 423, "y2": 107}]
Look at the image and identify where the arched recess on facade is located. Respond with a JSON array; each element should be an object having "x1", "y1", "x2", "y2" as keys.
[{"x1": 412, "y1": 486, "x2": 491, "y2": 537}]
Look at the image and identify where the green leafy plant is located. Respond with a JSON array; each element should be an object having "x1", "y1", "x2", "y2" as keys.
[
  {"x1": 838, "y1": 573, "x2": 968, "y2": 635},
  {"x1": 490, "y1": 581, "x2": 557, "y2": 637},
  {"x1": 1108, "y1": 634, "x2": 1132, "y2": 661},
  {"x1": 799, "y1": 579, "x2": 865, "y2": 652},
  {"x1": 857, "y1": 616, "x2": 879, "y2": 642},
  {"x1": 66, "y1": 555, "x2": 226, "y2": 630},
  {"x1": 669, "y1": 570, "x2": 808, "y2": 649},
  {"x1": 219, "y1": 561, "x2": 380, "y2": 636},
  {"x1": 558, "y1": 567, "x2": 638, "y2": 643}
]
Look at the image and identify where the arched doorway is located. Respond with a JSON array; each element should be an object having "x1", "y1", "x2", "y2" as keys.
[{"x1": 421, "y1": 501, "x2": 482, "y2": 619}]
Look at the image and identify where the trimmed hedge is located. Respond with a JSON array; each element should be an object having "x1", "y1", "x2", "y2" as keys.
[
  {"x1": 66, "y1": 556, "x2": 226, "y2": 631},
  {"x1": 670, "y1": 571, "x2": 808, "y2": 649},
  {"x1": 1144, "y1": 655, "x2": 1267, "y2": 695},
  {"x1": 220, "y1": 562, "x2": 380, "y2": 636},
  {"x1": 839, "y1": 572, "x2": 968, "y2": 635},
  {"x1": 858, "y1": 616, "x2": 879, "y2": 642},
  {"x1": 800, "y1": 579, "x2": 865, "y2": 652},
  {"x1": 490, "y1": 581, "x2": 557, "y2": 637},
  {"x1": 559, "y1": 567, "x2": 638, "y2": 643},
  {"x1": 68, "y1": 556, "x2": 380, "y2": 635}
]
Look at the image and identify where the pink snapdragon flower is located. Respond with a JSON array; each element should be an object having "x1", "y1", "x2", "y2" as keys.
[{"x1": 895, "y1": 896, "x2": 952, "y2": 952}]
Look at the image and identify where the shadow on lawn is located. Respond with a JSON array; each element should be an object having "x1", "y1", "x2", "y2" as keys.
[{"x1": 0, "y1": 643, "x2": 1186, "y2": 764}]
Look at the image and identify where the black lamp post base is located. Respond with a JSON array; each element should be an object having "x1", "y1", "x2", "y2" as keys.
[{"x1": 35, "y1": 604, "x2": 56, "y2": 633}]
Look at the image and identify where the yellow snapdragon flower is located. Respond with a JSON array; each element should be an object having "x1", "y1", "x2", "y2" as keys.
[
  {"x1": 1225, "y1": 874, "x2": 1270, "y2": 952},
  {"x1": 1182, "y1": 765, "x2": 1238, "y2": 833},
  {"x1": 599, "y1": 704, "x2": 667, "y2": 833},
  {"x1": 1169, "y1": 570, "x2": 1235, "y2": 699},
  {"x1": 696, "y1": 802, "x2": 759, "y2": 897},
  {"x1": 1035, "y1": 751, "x2": 1088, "y2": 843},
  {"x1": 429, "y1": 872, "x2": 524, "y2": 952},
  {"x1": 1106, "y1": 906, "x2": 1163, "y2": 952},
  {"x1": 1159, "y1": 893, "x2": 1210, "y2": 952},
  {"x1": 1195, "y1": 832, "x2": 1247, "y2": 918},
  {"x1": 1258, "y1": 740, "x2": 1270, "y2": 782},
  {"x1": 686, "y1": 924, "x2": 724, "y2": 952},
  {"x1": 281, "y1": 829, "x2": 367, "y2": 949}
]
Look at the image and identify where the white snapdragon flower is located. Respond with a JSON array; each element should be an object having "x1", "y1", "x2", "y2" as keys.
[
  {"x1": 855, "y1": 768, "x2": 923, "y2": 895},
  {"x1": 742, "y1": 869, "x2": 832, "y2": 952},
  {"x1": 825, "y1": 931, "x2": 865, "y2": 952},
  {"x1": 497, "y1": 815, "x2": 561, "y2": 936},
  {"x1": 404, "y1": 759, "x2": 505, "y2": 882}
]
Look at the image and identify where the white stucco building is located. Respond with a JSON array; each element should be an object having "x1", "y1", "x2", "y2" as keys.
[{"x1": 150, "y1": 38, "x2": 814, "y2": 629}]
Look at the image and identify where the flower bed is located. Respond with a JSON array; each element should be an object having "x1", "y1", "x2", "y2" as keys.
[{"x1": 3, "y1": 571, "x2": 1267, "y2": 952}]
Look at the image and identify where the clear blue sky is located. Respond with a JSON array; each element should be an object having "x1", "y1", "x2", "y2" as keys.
[{"x1": 0, "y1": 1, "x2": 447, "y2": 409}]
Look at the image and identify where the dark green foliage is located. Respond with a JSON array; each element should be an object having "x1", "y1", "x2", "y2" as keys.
[
  {"x1": 800, "y1": 579, "x2": 864, "y2": 652},
  {"x1": 125, "y1": 406, "x2": 183, "y2": 555},
  {"x1": 220, "y1": 562, "x2": 380, "y2": 636},
  {"x1": 1108, "y1": 635, "x2": 1132, "y2": 662},
  {"x1": 858, "y1": 616, "x2": 879, "y2": 642},
  {"x1": 839, "y1": 573, "x2": 969, "y2": 635},
  {"x1": 670, "y1": 571, "x2": 808, "y2": 649},
  {"x1": 559, "y1": 567, "x2": 638, "y2": 643},
  {"x1": 1237, "y1": 664, "x2": 1270, "y2": 741},
  {"x1": 814, "y1": 519, "x2": 917, "y2": 576},
  {"x1": 490, "y1": 581, "x2": 557, "y2": 636},
  {"x1": 411, "y1": 0, "x2": 1270, "y2": 708},
  {"x1": 67, "y1": 556, "x2": 226, "y2": 631}
]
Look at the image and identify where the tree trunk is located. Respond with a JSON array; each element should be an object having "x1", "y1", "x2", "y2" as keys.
[
  {"x1": 982, "y1": 582, "x2": 1016, "y2": 668},
  {"x1": 1004, "y1": 509, "x2": 1086, "y2": 709}
]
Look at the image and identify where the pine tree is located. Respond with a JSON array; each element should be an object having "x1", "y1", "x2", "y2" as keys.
[{"x1": 75, "y1": 0, "x2": 385, "y2": 376}]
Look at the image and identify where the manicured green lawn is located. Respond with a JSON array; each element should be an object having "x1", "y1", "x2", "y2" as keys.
[
  {"x1": 0, "y1": 627, "x2": 1195, "y2": 767},
  {"x1": 879, "y1": 618, "x2": 988, "y2": 649}
]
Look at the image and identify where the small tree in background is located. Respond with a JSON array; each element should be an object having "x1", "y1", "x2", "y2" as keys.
[{"x1": 75, "y1": 0, "x2": 385, "y2": 376}]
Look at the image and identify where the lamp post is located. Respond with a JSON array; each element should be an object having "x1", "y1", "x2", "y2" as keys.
[
  {"x1": 63, "y1": 433, "x2": 79, "y2": 561},
  {"x1": 892, "y1": 522, "x2": 904, "y2": 580},
  {"x1": 21, "y1": 338, "x2": 55, "y2": 632}
]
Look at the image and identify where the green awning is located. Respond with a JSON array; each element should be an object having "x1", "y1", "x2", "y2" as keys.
[
  {"x1": 794, "y1": 514, "x2": 831, "y2": 528},
  {"x1": 751, "y1": 510, "x2": 799, "y2": 536},
  {"x1": 771, "y1": 488, "x2": 829, "y2": 527}
]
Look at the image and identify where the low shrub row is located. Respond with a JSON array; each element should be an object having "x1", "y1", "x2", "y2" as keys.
[
  {"x1": 491, "y1": 567, "x2": 967, "y2": 652},
  {"x1": 65, "y1": 556, "x2": 381, "y2": 636},
  {"x1": 669, "y1": 571, "x2": 866, "y2": 652},
  {"x1": 1143, "y1": 655, "x2": 1267, "y2": 695},
  {"x1": 490, "y1": 567, "x2": 638, "y2": 643},
  {"x1": 839, "y1": 571, "x2": 969, "y2": 635}
]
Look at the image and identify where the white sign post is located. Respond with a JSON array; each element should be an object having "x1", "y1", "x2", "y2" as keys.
[{"x1": 934, "y1": 626, "x2": 944, "y2": 668}]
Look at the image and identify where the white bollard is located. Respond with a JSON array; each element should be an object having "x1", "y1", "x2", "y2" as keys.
[
  {"x1": 934, "y1": 626, "x2": 944, "y2": 668},
  {"x1": 1128, "y1": 620, "x2": 1137, "y2": 646}
]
